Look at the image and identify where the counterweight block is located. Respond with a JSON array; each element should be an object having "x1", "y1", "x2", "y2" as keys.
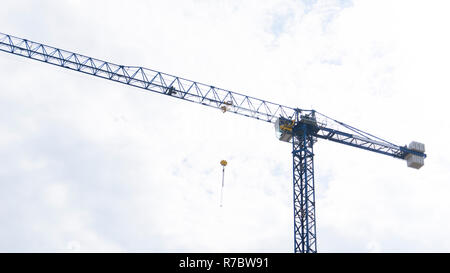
[{"x1": 406, "y1": 141, "x2": 425, "y2": 169}]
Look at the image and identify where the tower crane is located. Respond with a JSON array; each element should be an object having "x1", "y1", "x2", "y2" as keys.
[{"x1": 0, "y1": 32, "x2": 427, "y2": 253}]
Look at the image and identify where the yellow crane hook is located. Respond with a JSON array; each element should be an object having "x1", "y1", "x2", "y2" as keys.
[{"x1": 220, "y1": 160, "x2": 227, "y2": 207}]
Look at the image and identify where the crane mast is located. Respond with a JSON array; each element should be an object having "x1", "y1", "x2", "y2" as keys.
[{"x1": 0, "y1": 32, "x2": 427, "y2": 253}]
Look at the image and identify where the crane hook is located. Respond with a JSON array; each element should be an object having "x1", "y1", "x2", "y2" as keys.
[{"x1": 220, "y1": 160, "x2": 227, "y2": 207}]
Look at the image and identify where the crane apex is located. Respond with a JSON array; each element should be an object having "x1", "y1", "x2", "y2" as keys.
[{"x1": 220, "y1": 160, "x2": 228, "y2": 166}]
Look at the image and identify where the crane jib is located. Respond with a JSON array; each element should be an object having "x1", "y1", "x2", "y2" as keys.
[{"x1": 0, "y1": 32, "x2": 297, "y2": 124}]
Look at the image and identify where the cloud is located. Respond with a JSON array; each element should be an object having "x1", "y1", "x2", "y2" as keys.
[{"x1": 1, "y1": 0, "x2": 449, "y2": 252}]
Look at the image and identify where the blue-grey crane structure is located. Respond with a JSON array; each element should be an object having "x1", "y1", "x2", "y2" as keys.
[{"x1": 0, "y1": 32, "x2": 427, "y2": 253}]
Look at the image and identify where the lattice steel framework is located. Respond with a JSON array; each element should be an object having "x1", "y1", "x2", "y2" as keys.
[
  {"x1": 0, "y1": 32, "x2": 296, "y2": 123},
  {"x1": 292, "y1": 120, "x2": 317, "y2": 253}
]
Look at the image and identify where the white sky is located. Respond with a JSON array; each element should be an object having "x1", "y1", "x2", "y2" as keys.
[{"x1": 1, "y1": 0, "x2": 449, "y2": 252}]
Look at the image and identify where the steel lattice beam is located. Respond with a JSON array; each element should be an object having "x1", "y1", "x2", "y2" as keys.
[
  {"x1": 0, "y1": 32, "x2": 297, "y2": 123},
  {"x1": 292, "y1": 121, "x2": 317, "y2": 253}
]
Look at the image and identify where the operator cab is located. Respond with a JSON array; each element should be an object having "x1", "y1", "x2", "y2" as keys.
[{"x1": 275, "y1": 117, "x2": 294, "y2": 142}]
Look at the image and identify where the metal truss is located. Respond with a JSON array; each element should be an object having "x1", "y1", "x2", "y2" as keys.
[
  {"x1": 313, "y1": 126, "x2": 409, "y2": 159},
  {"x1": 292, "y1": 122, "x2": 317, "y2": 253},
  {"x1": 0, "y1": 32, "x2": 297, "y2": 123}
]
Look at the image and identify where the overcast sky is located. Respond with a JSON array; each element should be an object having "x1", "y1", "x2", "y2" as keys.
[{"x1": 1, "y1": 0, "x2": 450, "y2": 253}]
